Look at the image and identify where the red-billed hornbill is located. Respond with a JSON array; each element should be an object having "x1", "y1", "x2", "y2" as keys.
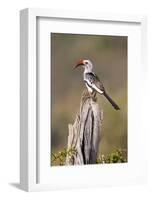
[{"x1": 74, "y1": 59, "x2": 120, "y2": 110}]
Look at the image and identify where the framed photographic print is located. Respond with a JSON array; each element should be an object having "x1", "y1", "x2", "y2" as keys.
[{"x1": 20, "y1": 8, "x2": 147, "y2": 191}]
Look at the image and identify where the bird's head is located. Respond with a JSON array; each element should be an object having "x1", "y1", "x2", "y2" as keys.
[{"x1": 74, "y1": 59, "x2": 93, "y2": 72}]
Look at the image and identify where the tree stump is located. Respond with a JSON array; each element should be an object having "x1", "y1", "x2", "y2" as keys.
[{"x1": 66, "y1": 90, "x2": 103, "y2": 165}]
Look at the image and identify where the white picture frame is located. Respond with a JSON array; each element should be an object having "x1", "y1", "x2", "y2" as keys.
[{"x1": 20, "y1": 8, "x2": 147, "y2": 191}]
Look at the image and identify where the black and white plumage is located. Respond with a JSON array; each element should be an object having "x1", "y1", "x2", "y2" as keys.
[{"x1": 74, "y1": 59, "x2": 120, "y2": 110}]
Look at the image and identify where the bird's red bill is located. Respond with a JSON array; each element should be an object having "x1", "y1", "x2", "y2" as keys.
[{"x1": 74, "y1": 59, "x2": 84, "y2": 68}]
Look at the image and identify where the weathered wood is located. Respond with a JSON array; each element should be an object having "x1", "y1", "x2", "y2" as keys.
[{"x1": 66, "y1": 90, "x2": 103, "y2": 165}]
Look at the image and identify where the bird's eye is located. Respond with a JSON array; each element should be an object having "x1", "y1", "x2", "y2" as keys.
[{"x1": 85, "y1": 61, "x2": 88, "y2": 64}]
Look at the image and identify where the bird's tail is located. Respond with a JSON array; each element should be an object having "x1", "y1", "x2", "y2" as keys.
[{"x1": 103, "y1": 92, "x2": 120, "y2": 110}]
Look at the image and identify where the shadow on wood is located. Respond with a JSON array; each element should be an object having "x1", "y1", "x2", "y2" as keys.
[{"x1": 66, "y1": 90, "x2": 103, "y2": 165}]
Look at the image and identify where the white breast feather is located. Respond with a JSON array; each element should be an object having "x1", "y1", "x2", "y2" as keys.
[{"x1": 85, "y1": 83, "x2": 93, "y2": 93}]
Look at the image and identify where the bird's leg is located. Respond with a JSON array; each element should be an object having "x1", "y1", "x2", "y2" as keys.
[{"x1": 90, "y1": 91, "x2": 97, "y2": 102}]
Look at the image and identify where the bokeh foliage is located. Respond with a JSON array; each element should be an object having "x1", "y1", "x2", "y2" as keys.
[
  {"x1": 51, "y1": 148, "x2": 127, "y2": 166},
  {"x1": 51, "y1": 33, "x2": 127, "y2": 165}
]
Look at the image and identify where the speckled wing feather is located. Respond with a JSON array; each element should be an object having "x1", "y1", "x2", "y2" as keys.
[
  {"x1": 84, "y1": 72, "x2": 120, "y2": 110},
  {"x1": 84, "y1": 72, "x2": 105, "y2": 94}
]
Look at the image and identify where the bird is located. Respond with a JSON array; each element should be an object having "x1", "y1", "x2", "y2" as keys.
[{"x1": 74, "y1": 59, "x2": 120, "y2": 110}]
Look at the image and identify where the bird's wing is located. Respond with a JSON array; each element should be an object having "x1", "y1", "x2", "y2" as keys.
[{"x1": 84, "y1": 72, "x2": 105, "y2": 94}]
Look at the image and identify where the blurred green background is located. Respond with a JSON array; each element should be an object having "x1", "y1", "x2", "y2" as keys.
[{"x1": 51, "y1": 33, "x2": 127, "y2": 165}]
